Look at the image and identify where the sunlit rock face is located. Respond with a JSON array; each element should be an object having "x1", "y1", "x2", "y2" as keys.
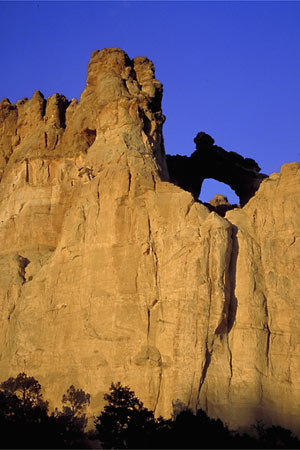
[
  {"x1": 1, "y1": 47, "x2": 300, "y2": 435},
  {"x1": 203, "y1": 194, "x2": 239, "y2": 217}
]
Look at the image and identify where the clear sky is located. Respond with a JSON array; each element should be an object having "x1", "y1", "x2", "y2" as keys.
[{"x1": 1, "y1": 1, "x2": 300, "y2": 203}]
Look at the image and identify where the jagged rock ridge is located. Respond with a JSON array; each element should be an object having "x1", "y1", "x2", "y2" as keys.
[{"x1": 1, "y1": 48, "x2": 300, "y2": 437}]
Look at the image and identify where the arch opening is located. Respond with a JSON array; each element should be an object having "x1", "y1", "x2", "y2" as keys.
[
  {"x1": 200, "y1": 178, "x2": 240, "y2": 205},
  {"x1": 166, "y1": 132, "x2": 267, "y2": 210}
]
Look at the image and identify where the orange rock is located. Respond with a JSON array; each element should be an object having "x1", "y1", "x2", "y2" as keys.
[{"x1": 0, "y1": 48, "x2": 300, "y2": 437}]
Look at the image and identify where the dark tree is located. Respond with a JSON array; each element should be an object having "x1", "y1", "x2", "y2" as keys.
[
  {"x1": 254, "y1": 421, "x2": 300, "y2": 449},
  {"x1": 94, "y1": 382, "x2": 156, "y2": 449},
  {"x1": 52, "y1": 385, "x2": 91, "y2": 448},
  {"x1": 168, "y1": 405, "x2": 232, "y2": 449},
  {"x1": 0, "y1": 390, "x2": 22, "y2": 420},
  {"x1": 0, "y1": 372, "x2": 47, "y2": 408},
  {"x1": 0, "y1": 374, "x2": 51, "y2": 448},
  {"x1": 61, "y1": 384, "x2": 91, "y2": 417},
  {"x1": 0, "y1": 375, "x2": 92, "y2": 449}
]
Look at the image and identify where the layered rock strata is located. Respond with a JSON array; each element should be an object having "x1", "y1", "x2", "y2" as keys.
[{"x1": 0, "y1": 48, "x2": 300, "y2": 436}]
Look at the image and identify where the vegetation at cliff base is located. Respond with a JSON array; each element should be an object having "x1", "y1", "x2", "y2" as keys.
[
  {"x1": 0, "y1": 373, "x2": 90, "y2": 448},
  {"x1": 0, "y1": 373, "x2": 300, "y2": 449}
]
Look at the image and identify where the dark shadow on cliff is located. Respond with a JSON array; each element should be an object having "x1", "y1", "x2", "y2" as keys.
[
  {"x1": 214, "y1": 225, "x2": 238, "y2": 336},
  {"x1": 228, "y1": 225, "x2": 239, "y2": 333}
]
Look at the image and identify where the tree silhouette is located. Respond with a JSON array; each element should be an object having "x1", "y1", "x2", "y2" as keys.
[
  {"x1": 0, "y1": 372, "x2": 47, "y2": 408},
  {"x1": 53, "y1": 385, "x2": 91, "y2": 448},
  {"x1": 1, "y1": 374, "x2": 300, "y2": 449},
  {"x1": 253, "y1": 421, "x2": 300, "y2": 448},
  {"x1": 94, "y1": 382, "x2": 156, "y2": 449},
  {"x1": 0, "y1": 373, "x2": 51, "y2": 448},
  {"x1": 0, "y1": 375, "x2": 91, "y2": 449},
  {"x1": 61, "y1": 384, "x2": 90, "y2": 417}
]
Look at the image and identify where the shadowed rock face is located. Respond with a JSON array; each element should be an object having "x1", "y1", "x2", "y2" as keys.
[{"x1": 166, "y1": 132, "x2": 268, "y2": 206}]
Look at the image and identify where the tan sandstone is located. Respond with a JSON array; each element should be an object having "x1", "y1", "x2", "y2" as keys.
[{"x1": 0, "y1": 48, "x2": 300, "y2": 435}]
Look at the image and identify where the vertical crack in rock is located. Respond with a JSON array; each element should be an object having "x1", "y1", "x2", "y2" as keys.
[
  {"x1": 76, "y1": 206, "x2": 87, "y2": 243},
  {"x1": 146, "y1": 212, "x2": 162, "y2": 414},
  {"x1": 147, "y1": 214, "x2": 159, "y2": 301},
  {"x1": 54, "y1": 134, "x2": 59, "y2": 149},
  {"x1": 151, "y1": 172, "x2": 156, "y2": 191},
  {"x1": 7, "y1": 303, "x2": 16, "y2": 321},
  {"x1": 128, "y1": 170, "x2": 132, "y2": 194},
  {"x1": 212, "y1": 223, "x2": 238, "y2": 387},
  {"x1": 81, "y1": 205, "x2": 86, "y2": 222},
  {"x1": 96, "y1": 179, "x2": 101, "y2": 218},
  {"x1": 124, "y1": 153, "x2": 132, "y2": 195},
  {"x1": 153, "y1": 366, "x2": 163, "y2": 415},
  {"x1": 225, "y1": 226, "x2": 239, "y2": 381},
  {"x1": 221, "y1": 225, "x2": 239, "y2": 385},
  {"x1": 197, "y1": 346, "x2": 212, "y2": 405},
  {"x1": 197, "y1": 216, "x2": 237, "y2": 409},
  {"x1": 227, "y1": 334, "x2": 233, "y2": 381},
  {"x1": 196, "y1": 228, "x2": 214, "y2": 405},
  {"x1": 147, "y1": 307, "x2": 151, "y2": 344},
  {"x1": 25, "y1": 158, "x2": 29, "y2": 183},
  {"x1": 256, "y1": 241, "x2": 271, "y2": 374},
  {"x1": 263, "y1": 294, "x2": 271, "y2": 369},
  {"x1": 266, "y1": 325, "x2": 271, "y2": 369}
]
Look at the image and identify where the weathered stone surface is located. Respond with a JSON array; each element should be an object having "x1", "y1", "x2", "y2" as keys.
[
  {"x1": 223, "y1": 162, "x2": 300, "y2": 433},
  {"x1": 0, "y1": 98, "x2": 18, "y2": 179},
  {"x1": 204, "y1": 194, "x2": 239, "y2": 217},
  {"x1": 0, "y1": 48, "x2": 300, "y2": 437}
]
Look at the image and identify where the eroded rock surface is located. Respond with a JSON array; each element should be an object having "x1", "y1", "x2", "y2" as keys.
[
  {"x1": 203, "y1": 194, "x2": 239, "y2": 217},
  {"x1": 0, "y1": 48, "x2": 300, "y2": 437},
  {"x1": 167, "y1": 131, "x2": 268, "y2": 206}
]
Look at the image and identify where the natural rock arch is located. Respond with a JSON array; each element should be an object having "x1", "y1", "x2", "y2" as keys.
[{"x1": 166, "y1": 132, "x2": 268, "y2": 206}]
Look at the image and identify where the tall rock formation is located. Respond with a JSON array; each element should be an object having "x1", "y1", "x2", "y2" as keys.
[{"x1": 0, "y1": 47, "x2": 300, "y2": 435}]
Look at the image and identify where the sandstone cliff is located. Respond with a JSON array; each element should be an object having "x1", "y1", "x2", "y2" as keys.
[{"x1": 0, "y1": 48, "x2": 300, "y2": 435}]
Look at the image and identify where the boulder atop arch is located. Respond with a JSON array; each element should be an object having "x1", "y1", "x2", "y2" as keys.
[{"x1": 166, "y1": 132, "x2": 268, "y2": 206}]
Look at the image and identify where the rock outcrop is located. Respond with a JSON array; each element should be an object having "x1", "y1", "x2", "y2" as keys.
[
  {"x1": 166, "y1": 132, "x2": 268, "y2": 206},
  {"x1": 0, "y1": 47, "x2": 300, "y2": 436},
  {"x1": 204, "y1": 194, "x2": 239, "y2": 217}
]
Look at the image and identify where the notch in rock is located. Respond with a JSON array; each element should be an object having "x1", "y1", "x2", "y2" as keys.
[
  {"x1": 82, "y1": 128, "x2": 96, "y2": 147},
  {"x1": 16, "y1": 255, "x2": 30, "y2": 284}
]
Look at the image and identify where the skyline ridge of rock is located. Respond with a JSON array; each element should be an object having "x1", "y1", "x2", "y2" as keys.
[{"x1": 0, "y1": 47, "x2": 300, "y2": 436}]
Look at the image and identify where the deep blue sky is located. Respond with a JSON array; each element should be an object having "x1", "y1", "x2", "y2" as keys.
[{"x1": 1, "y1": 1, "x2": 300, "y2": 203}]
